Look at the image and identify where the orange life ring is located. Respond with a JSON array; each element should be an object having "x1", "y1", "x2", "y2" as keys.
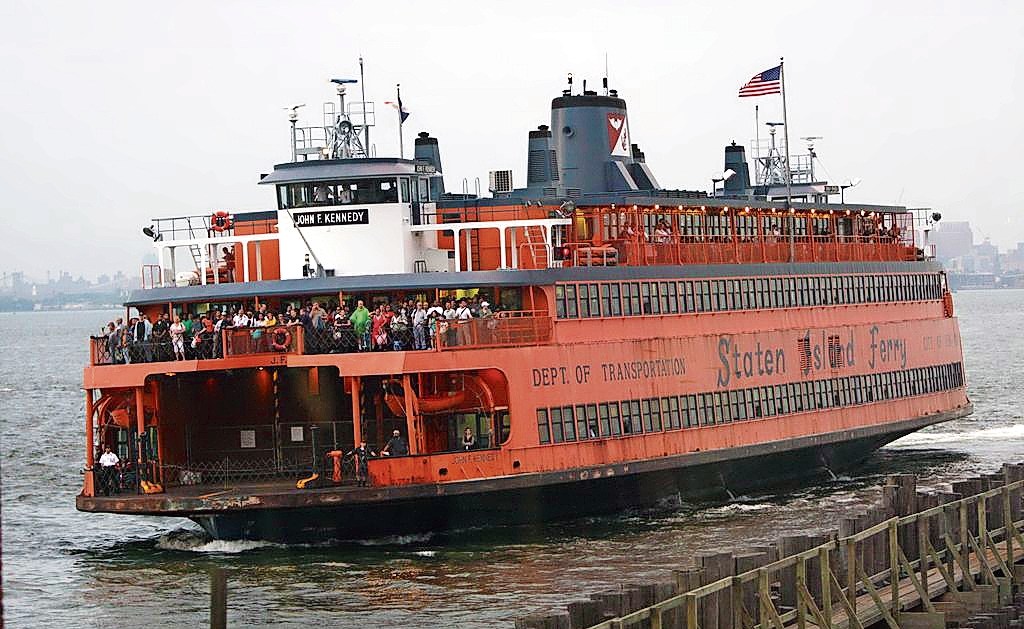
[
  {"x1": 211, "y1": 211, "x2": 233, "y2": 232},
  {"x1": 270, "y1": 326, "x2": 292, "y2": 351}
]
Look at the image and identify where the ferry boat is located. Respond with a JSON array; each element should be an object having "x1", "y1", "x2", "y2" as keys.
[{"x1": 76, "y1": 74, "x2": 971, "y2": 541}]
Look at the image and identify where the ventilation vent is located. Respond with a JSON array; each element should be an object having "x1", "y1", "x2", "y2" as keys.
[
  {"x1": 549, "y1": 150, "x2": 559, "y2": 181},
  {"x1": 527, "y1": 150, "x2": 547, "y2": 185},
  {"x1": 489, "y1": 170, "x2": 513, "y2": 194}
]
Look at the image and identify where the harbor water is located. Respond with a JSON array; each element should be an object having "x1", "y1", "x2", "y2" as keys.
[{"x1": 2, "y1": 290, "x2": 1022, "y2": 628}]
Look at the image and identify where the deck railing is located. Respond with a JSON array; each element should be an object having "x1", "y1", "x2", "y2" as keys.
[
  {"x1": 437, "y1": 311, "x2": 553, "y2": 350},
  {"x1": 89, "y1": 311, "x2": 553, "y2": 366}
]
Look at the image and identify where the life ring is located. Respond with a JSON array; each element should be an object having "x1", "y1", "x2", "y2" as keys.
[
  {"x1": 270, "y1": 326, "x2": 292, "y2": 351},
  {"x1": 211, "y1": 211, "x2": 233, "y2": 232}
]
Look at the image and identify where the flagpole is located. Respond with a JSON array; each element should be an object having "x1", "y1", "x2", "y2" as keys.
[
  {"x1": 359, "y1": 56, "x2": 369, "y2": 154},
  {"x1": 396, "y1": 83, "x2": 404, "y2": 159},
  {"x1": 780, "y1": 57, "x2": 795, "y2": 262},
  {"x1": 754, "y1": 104, "x2": 760, "y2": 186}
]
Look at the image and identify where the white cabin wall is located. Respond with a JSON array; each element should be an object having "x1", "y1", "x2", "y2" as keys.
[{"x1": 277, "y1": 204, "x2": 431, "y2": 278}]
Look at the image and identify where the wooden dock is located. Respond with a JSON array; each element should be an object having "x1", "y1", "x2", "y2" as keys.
[{"x1": 516, "y1": 463, "x2": 1024, "y2": 629}]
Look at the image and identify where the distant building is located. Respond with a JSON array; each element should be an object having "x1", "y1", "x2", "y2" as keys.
[{"x1": 933, "y1": 221, "x2": 973, "y2": 262}]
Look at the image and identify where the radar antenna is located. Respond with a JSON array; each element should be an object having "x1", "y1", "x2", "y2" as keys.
[{"x1": 326, "y1": 78, "x2": 367, "y2": 159}]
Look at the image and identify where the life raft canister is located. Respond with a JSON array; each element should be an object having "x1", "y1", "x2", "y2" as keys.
[
  {"x1": 211, "y1": 211, "x2": 233, "y2": 232},
  {"x1": 942, "y1": 290, "x2": 954, "y2": 318},
  {"x1": 270, "y1": 326, "x2": 292, "y2": 351}
]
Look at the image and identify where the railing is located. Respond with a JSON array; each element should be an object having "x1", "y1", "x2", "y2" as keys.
[
  {"x1": 567, "y1": 234, "x2": 916, "y2": 268},
  {"x1": 437, "y1": 311, "x2": 553, "y2": 350},
  {"x1": 89, "y1": 312, "x2": 554, "y2": 366},
  {"x1": 222, "y1": 326, "x2": 304, "y2": 357},
  {"x1": 588, "y1": 477, "x2": 1024, "y2": 629}
]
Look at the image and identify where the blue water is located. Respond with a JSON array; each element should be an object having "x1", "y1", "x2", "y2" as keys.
[{"x1": 1, "y1": 290, "x2": 1022, "y2": 627}]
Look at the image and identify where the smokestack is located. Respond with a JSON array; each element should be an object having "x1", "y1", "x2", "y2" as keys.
[
  {"x1": 724, "y1": 141, "x2": 750, "y2": 193},
  {"x1": 527, "y1": 124, "x2": 557, "y2": 186},
  {"x1": 414, "y1": 131, "x2": 445, "y2": 197}
]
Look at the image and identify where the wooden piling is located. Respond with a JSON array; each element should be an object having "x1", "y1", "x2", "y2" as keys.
[
  {"x1": 697, "y1": 551, "x2": 734, "y2": 629},
  {"x1": 210, "y1": 567, "x2": 227, "y2": 629}
]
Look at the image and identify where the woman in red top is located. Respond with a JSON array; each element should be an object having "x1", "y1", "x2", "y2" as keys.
[{"x1": 371, "y1": 304, "x2": 393, "y2": 351}]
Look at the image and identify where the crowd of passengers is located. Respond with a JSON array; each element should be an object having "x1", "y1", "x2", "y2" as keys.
[
  {"x1": 627, "y1": 217, "x2": 904, "y2": 245},
  {"x1": 98, "y1": 294, "x2": 498, "y2": 363}
]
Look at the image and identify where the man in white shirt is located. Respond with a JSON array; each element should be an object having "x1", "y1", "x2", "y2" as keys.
[
  {"x1": 412, "y1": 301, "x2": 429, "y2": 350},
  {"x1": 98, "y1": 446, "x2": 120, "y2": 496},
  {"x1": 454, "y1": 299, "x2": 473, "y2": 346}
]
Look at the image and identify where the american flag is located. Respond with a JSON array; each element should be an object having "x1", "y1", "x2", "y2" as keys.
[{"x1": 738, "y1": 65, "x2": 782, "y2": 98}]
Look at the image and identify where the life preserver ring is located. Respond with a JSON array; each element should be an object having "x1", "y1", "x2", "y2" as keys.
[
  {"x1": 211, "y1": 211, "x2": 233, "y2": 232},
  {"x1": 270, "y1": 326, "x2": 292, "y2": 351}
]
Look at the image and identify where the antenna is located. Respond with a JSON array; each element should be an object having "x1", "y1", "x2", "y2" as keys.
[
  {"x1": 604, "y1": 52, "x2": 609, "y2": 95},
  {"x1": 801, "y1": 135, "x2": 823, "y2": 157},
  {"x1": 567, "y1": 72, "x2": 573, "y2": 95}
]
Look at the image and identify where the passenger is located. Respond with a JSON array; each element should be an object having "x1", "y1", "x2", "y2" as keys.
[
  {"x1": 454, "y1": 298, "x2": 473, "y2": 346},
  {"x1": 221, "y1": 247, "x2": 235, "y2": 282},
  {"x1": 371, "y1": 305, "x2": 392, "y2": 351},
  {"x1": 462, "y1": 427, "x2": 476, "y2": 451},
  {"x1": 135, "y1": 314, "x2": 153, "y2": 362},
  {"x1": 98, "y1": 446, "x2": 120, "y2": 496},
  {"x1": 412, "y1": 301, "x2": 429, "y2": 350},
  {"x1": 169, "y1": 315, "x2": 186, "y2": 360},
  {"x1": 381, "y1": 429, "x2": 409, "y2": 457},
  {"x1": 346, "y1": 441, "x2": 376, "y2": 486},
  {"x1": 152, "y1": 313, "x2": 170, "y2": 361},
  {"x1": 349, "y1": 300, "x2": 371, "y2": 351},
  {"x1": 390, "y1": 306, "x2": 410, "y2": 350},
  {"x1": 123, "y1": 317, "x2": 137, "y2": 363},
  {"x1": 653, "y1": 220, "x2": 671, "y2": 244}
]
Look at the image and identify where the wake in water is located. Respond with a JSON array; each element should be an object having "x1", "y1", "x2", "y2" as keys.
[
  {"x1": 156, "y1": 529, "x2": 281, "y2": 554},
  {"x1": 892, "y1": 423, "x2": 1024, "y2": 447}
]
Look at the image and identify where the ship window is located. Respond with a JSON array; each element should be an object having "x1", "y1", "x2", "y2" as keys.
[
  {"x1": 684, "y1": 395, "x2": 699, "y2": 427},
  {"x1": 588, "y1": 284, "x2": 600, "y2": 317},
  {"x1": 712, "y1": 391, "x2": 729, "y2": 426},
  {"x1": 565, "y1": 285, "x2": 578, "y2": 318},
  {"x1": 681, "y1": 281, "x2": 695, "y2": 313},
  {"x1": 609, "y1": 283, "x2": 621, "y2": 316},
  {"x1": 621, "y1": 400, "x2": 636, "y2": 433},
  {"x1": 549, "y1": 407, "x2": 564, "y2": 442},
  {"x1": 608, "y1": 402, "x2": 622, "y2": 435},
  {"x1": 769, "y1": 278, "x2": 781, "y2": 308},
  {"x1": 578, "y1": 284, "x2": 591, "y2": 318},
  {"x1": 629, "y1": 400, "x2": 643, "y2": 433},
  {"x1": 664, "y1": 397, "x2": 678, "y2": 429},
  {"x1": 587, "y1": 403, "x2": 601, "y2": 437},
  {"x1": 661, "y1": 281, "x2": 675, "y2": 313},
  {"x1": 400, "y1": 177, "x2": 410, "y2": 203},
  {"x1": 599, "y1": 283, "x2": 612, "y2": 317},
  {"x1": 598, "y1": 403, "x2": 611, "y2": 436},
  {"x1": 537, "y1": 409, "x2": 551, "y2": 444},
  {"x1": 761, "y1": 386, "x2": 774, "y2": 416},
  {"x1": 641, "y1": 399, "x2": 653, "y2": 432},
  {"x1": 650, "y1": 398, "x2": 663, "y2": 431},
  {"x1": 576, "y1": 404, "x2": 589, "y2": 439},
  {"x1": 277, "y1": 185, "x2": 289, "y2": 210},
  {"x1": 749, "y1": 387, "x2": 762, "y2": 418},
  {"x1": 734, "y1": 389, "x2": 747, "y2": 420},
  {"x1": 642, "y1": 283, "x2": 658, "y2": 315},
  {"x1": 726, "y1": 280, "x2": 738, "y2": 310},
  {"x1": 628, "y1": 282, "x2": 642, "y2": 315},
  {"x1": 696, "y1": 393, "x2": 710, "y2": 426},
  {"x1": 555, "y1": 285, "x2": 566, "y2": 319},
  {"x1": 561, "y1": 406, "x2": 577, "y2": 441},
  {"x1": 777, "y1": 385, "x2": 790, "y2": 414}
]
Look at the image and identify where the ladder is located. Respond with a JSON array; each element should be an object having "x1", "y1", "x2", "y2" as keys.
[
  {"x1": 185, "y1": 216, "x2": 206, "y2": 270},
  {"x1": 522, "y1": 225, "x2": 549, "y2": 269}
]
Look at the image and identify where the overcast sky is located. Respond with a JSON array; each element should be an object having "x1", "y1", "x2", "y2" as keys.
[{"x1": 1, "y1": 0, "x2": 1022, "y2": 279}]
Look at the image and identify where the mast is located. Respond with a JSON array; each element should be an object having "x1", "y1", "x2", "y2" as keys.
[
  {"x1": 396, "y1": 83, "x2": 405, "y2": 159},
  {"x1": 780, "y1": 57, "x2": 795, "y2": 261},
  {"x1": 359, "y1": 56, "x2": 370, "y2": 153}
]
